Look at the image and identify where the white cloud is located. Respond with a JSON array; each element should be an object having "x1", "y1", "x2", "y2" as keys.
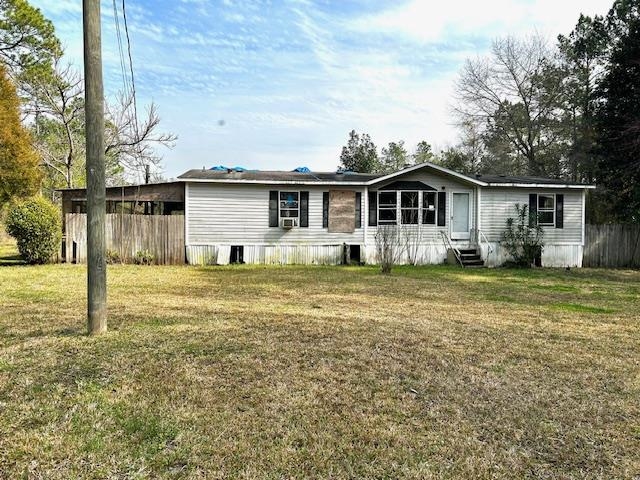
[
  {"x1": 349, "y1": 0, "x2": 520, "y2": 43},
  {"x1": 35, "y1": 0, "x2": 615, "y2": 177},
  {"x1": 348, "y1": 0, "x2": 611, "y2": 43}
]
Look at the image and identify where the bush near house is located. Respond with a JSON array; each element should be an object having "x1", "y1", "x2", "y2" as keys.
[
  {"x1": 502, "y1": 203, "x2": 544, "y2": 267},
  {"x1": 134, "y1": 249, "x2": 155, "y2": 265},
  {"x1": 106, "y1": 249, "x2": 122, "y2": 264},
  {"x1": 4, "y1": 197, "x2": 61, "y2": 264}
]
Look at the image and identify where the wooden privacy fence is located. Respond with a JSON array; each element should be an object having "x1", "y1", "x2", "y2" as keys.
[
  {"x1": 583, "y1": 224, "x2": 640, "y2": 268},
  {"x1": 64, "y1": 213, "x2": 185, "y2": 265}
]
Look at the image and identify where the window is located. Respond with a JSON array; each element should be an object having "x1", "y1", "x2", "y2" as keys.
[
  {"x1": 538, "y1": 194, "x2": 555, "y2": 226},
  {"x1": 422, "y1": 192, "x2": 436, "y2": 225},
  {"x1": 401, "y1": 191, "x2": 419, "y2": 224},
  {"x1": 279, "y1": 191, "x2": 299, "y2": 220},
  {"x1": 378, "y1": 191, "x2": 397, "y2": 225}
]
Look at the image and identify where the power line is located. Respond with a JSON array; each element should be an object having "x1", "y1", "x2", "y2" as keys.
[
  {"x1": 121, "y1": 0, "x2": 140, "y2": 140},
  {"x1": 111, "y1": 0, "x2": 143, "y2": 174},
  {"x1": 111, "y1": 0, "x2": 130, "y2": 100}
]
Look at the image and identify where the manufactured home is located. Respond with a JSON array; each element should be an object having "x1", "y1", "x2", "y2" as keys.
[{"x1": 59, "y1": 162, "x2": 594, "y2": 267}]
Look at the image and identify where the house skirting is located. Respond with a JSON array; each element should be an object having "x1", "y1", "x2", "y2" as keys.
[
  {"x1": 186, "y1": 243, "x2": 451, "y2": 266},
  {"x1": 362, "y1": 245, "x2": 448, "y2": 266},
  {"x1": 480, "y1": 243, "x2": 584, "y2": 268},
  {"x1": 187, "y1": 243, "x2": 584, "y2": 267},
  {"x1": 186, "y1": 244, "x2": 344, "y2": 265}
]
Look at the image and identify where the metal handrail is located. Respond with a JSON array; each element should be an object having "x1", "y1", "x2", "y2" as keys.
[
  {"x1": 440, "y1": 230, "x2": 464, "y2": 267},
  {"x1": 475, "y1": 228, "x2": 493, "y2": 253}
]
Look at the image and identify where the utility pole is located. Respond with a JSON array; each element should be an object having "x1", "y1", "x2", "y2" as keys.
[
  {"x1": 144, "y1": 164, "x2": 150, "y2": 215},
  {"x1": 83, "y1": 0, "x2": 107, "y2": 334}
]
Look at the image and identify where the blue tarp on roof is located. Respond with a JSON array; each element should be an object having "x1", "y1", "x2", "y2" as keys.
[
  {"x1": 292, "y1": 166, "x2": 311, "y2": 173},
  {"x1": 210, "y1": 165, "x2": 249, "y2": 172}
]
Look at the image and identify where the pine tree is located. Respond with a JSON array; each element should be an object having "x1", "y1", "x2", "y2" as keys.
[
  {"x1": 0, "y1": 63, "x2": 41, "y2": 207},
  {"x1": 339, "y1": 130, "x2": 380, "y2": 173},
  {"x1": 595, "y1": 0, "x2": 640, "y2": 222},
  {"x1": 380, "y1": 141, "x2": 409, "y2": 173}
]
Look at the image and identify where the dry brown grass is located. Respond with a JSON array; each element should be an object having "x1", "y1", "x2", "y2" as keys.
[{"x1": 0, "y1": 240, "x2": 638, "y2": 479}]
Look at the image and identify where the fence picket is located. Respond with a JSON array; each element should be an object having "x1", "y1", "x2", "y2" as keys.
[
  {"x1": 583, "y1": 224, "x2": 640, "y2": 268},
  {"x1": 64, "y1": 214, "x2": 185, "y2": 265}
]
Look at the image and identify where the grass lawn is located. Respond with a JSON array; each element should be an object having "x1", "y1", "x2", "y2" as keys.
[{"x1": 0, "y1": 236, "x2": 639, "y2": 479}]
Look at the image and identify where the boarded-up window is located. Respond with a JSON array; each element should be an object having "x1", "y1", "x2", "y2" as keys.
[{"x1": 329, "y1": 190, "x2": 356, "y2": 233}]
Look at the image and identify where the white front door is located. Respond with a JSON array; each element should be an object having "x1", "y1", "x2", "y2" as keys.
[{"x1": 451, "y1": 192, "x2": 471, "y2": 240}]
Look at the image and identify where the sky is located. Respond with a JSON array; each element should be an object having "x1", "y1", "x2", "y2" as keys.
[{"x1": 33, "y1": 0, "x2": 613, "y2": 179}]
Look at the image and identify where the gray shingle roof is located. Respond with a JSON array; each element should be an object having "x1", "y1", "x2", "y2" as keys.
[
  {"x1": 475, "y1": 174, "x2": 590, "y2": 186},
  {"x1": 177, "y1": 167, "x2": 592, "y2": 187},
  {"x1": 178, "y1": 169, "x2": 383, "y2": 183}
]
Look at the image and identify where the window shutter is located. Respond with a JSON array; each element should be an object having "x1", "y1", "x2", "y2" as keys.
[
  {"x1": 269, "y1": 191, "x2": 278, "y2": 227},
  {"x1": 555, "y1": 194, "x2": 564, "y2": 229},
  {"x1": 322, "y1": 192, "x2": 329, "y2": 228},
  {"x1": 368, "y1": 191, "x2": 377, "y2": 226},
  {"x1": 300, "y1": 191, "x2": 309, "y2": 227},
  {"x1": 529, "y1": 193, "x2": 537, "y2": 227},
  {"x1": 355, "y1": 192, "x2": 362, "y2": 228},
  {"x1": 437, "y1": 192, "x2": 446, "y2": 226}
]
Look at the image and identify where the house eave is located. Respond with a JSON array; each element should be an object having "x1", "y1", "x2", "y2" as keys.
[
  {"x1": 366, "y1": 162, "x2": 488, "y2": 187},
  {"x1": 486, "y1": 183, "x2": 596, "y2": 189}
]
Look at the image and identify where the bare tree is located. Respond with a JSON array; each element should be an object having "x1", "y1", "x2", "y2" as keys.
[
  {"x1": 402, "y1": 226, "x2": 423, "y2": 266},
  {"x1": 27, "y1": 60, "x2": 176, "y2": 189},
  {"x1": 26, "y1": 61, "x2": 84, "y2": 189},
  {"x1": 400, "y1": 194, "x2": 423, "y2": 265},
  {"x1": 374, "y1": 225, "x2": 405, "y2": 274},
  {"x1": 105, "y1": 92, "x2": 176, "y2": 183},
  {"x1": 454, "y1": 35, "x2": 566, "y2": 176}
]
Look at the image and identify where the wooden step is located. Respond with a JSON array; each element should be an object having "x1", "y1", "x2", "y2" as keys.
[
  {"x1": 447, "y1": 247, "x2": 486, "y2": 268},
  {"x1": 457, "y1": 247, "x2": 486, "y2": 268},
  {"x1": 462, "y1": 259, "x2": 485, "y2": 267}
]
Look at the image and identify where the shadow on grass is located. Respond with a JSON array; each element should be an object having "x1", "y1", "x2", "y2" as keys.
[
  {"x1": 0, "y1": 253, "x2": 26, "y2": 266},
  {"x1": 0, "y1": 238, "x2": 25, "y2": 266}
]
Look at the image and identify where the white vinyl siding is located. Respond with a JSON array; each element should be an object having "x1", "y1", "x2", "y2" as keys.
[
  {"x1": 187, "y1": 183, "x2": 364, "y2": 245},
  {"x1": 366, "y1": 170, "x2": 478, "y2": 246},
  {"x1": 480, "y1": 188, "x2": 583, "y2": 244}
]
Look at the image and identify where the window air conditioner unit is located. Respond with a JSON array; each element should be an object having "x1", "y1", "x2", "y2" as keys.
[{"x1": 281, "y1": 218, "x2": 297, "y2": 229}]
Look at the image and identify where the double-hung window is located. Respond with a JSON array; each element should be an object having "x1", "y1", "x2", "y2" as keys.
[
  {"x1": 422, "y1": 192, "x2": 436, "y2": 225},
  {"x1": 537, "y1": 194, "x2": 555, "y2": 226},
  {"x1": 401, "y1": 192, "x2": 419, "y2": 224},
  {"x1": 279, "y1": 191, "x2": 299, "y2": 220},
  {"x1": 378, "y1": 191, "x2": 397, "y2": 225}
]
